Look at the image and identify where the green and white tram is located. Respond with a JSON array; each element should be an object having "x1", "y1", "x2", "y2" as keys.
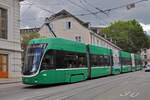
[{"x1": 22, "y1": 38, "x2": 143, "y2": 85}]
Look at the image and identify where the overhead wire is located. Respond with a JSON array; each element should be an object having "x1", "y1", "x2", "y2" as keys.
[
  {"x1": 20, "y1": 0, "x2": 148, "y2": 25},
  {"x1": 80, "y1": 0, "x2": 109, "y2": 25},
  {"x1": 82, "y1": 0, "x2": 108, "y2": 16},
  {"x1": 21, "y1": 1, "x2": 55, "y2": 14},
  {"x1": 21, "y1": 0, "x2": 148, "y2": 18},
  {"x1": 103, "y1": 0, "x2": 148, "y2": 13},
  {"x1": 79, "y1": 0, "x2": 106, "y2": 25},
  {"x1": 68, "y1": 0, "x2": 108, "y2": 25}
]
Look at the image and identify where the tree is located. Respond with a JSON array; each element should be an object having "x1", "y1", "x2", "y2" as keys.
[
  {"x1": 101, "y1": 19, "x2": 150, "y2": 53},
  {"x1": 21, "y1": 32, "x2": 41, "y2": 62}
]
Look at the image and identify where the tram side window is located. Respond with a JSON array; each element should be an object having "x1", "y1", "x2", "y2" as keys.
[
  {"x1": 91, "y1": 55, "x2": 97, "y2": 67},
  {"x1": 136, "y1": 59, "x2": 142, "y2": 65},
  {"x1": 98, "y1": 55, "x2": 104, "y2": 66},
  {"x1": 104, "y1": 55, "x2": 110, "y2": 66},
  {"x1": 120, "y1": 58, "x2": 124, "y2": 65},
  {"x1": 121, "y1": 58, "x2": 126, "y2": 65},
  {"x1": 138, "y1": 59, "x2": 141, "y2": 65},
  {"x1": 55, "y1": 51, "x2": 67, "y2": 68},
  {"x1": 78, "y1": 55, "x2": 87, "y2": 67},
  {"x1": 135, "y1": 59, "x2": 137, "y2": 65},
  {"x1": 126, "y1": 58, "x2": 131, "y2": 65},
  {"x1": 90, "y1": 54, "x2": 111, "y2": 67},
  {"x1": 121, "y1": 58, "x2": 131, "y2": 65},
  {"x1": 139, "y1": 60, "x2": 142, "y2": 65},
  {"x1": 41, "y1": 50, "x2": 55, "y2": 70},
  {"x1": 135, "y1": 59, "x2": 139, "y2": 65},
  {"x1": 55, "y1": 50, "x2": 87, "y2": 69}
]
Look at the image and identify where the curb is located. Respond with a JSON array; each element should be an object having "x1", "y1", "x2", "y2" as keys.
[{"x1": 0, "y1": 81, "x2": 21, "y2": 85}]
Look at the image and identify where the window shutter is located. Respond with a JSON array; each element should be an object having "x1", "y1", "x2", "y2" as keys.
[
  {"x1": 70, "y1": 22, "x2": 72, "y2": 29},
  {"x1": 64, "y1": 22, "x2": 67, "y2": 30}
]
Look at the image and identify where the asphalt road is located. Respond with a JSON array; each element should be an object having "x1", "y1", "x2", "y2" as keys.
[{"x1": 0, "y1": 70, "x2": 150, "y2": 100}]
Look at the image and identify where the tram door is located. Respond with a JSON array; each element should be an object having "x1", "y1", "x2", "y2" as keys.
[{"x1": 0, "y1": 54, "x2": 8, "y2": 78}]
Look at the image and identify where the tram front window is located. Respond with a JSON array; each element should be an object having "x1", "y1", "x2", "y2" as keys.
[{"x1": 22, "y1": 44, "x2": 47, "y2": 75}]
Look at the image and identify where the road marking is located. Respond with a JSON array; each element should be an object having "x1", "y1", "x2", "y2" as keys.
[
  {"x1": 120, "y1": 91, "x2": 131, "y2": 96},
  {"x1": 120, "y1": 91, "x2": 140, "y2": 98},
  {"x1": 130, "y1": 92, "x2": 140, "y2": 98}
]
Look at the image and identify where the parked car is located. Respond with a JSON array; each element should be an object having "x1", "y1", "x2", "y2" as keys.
[{"x1": 145, "y1": 64, "x2": 150, "y2": 72}]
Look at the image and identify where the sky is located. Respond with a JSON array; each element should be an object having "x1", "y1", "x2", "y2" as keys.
[{"x1": 20, "y1": 0, "x2": 150, "y2": 35}]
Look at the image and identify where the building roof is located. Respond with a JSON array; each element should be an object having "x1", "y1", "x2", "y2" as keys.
[
  {"x1": 90, "y1": 26, "x2": 106, "y2": 30},
  {"x1": 20, "y1": 27, "x2": 40, "y2": 34},
  {"x1": 45, "y1": 9, "x2": 90, "y2": 28},
  {"x1": 44, "y1": 9, "x2": 121, "y2": 50}
]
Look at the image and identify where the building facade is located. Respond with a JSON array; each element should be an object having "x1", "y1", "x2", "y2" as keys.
[
  {"x1": 38, "y1": 10, "x2": 121, "y2": 52},
  {"x1": 0, "y1": 0, "x2": 22, "y2": 78},
  {"x1": 141, "y1": 49, "x2": 150, "y2": 65}
]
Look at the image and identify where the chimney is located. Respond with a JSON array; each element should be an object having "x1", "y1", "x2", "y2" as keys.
[{"x1": 83, "y1": 22, "x2": 90, "y2": 28}]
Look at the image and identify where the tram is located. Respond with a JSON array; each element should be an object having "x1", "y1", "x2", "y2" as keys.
[{"x1": 22, "y1": 38, "x2": 143, "y2": 85}]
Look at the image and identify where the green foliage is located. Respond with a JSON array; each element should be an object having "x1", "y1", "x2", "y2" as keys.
[
  {"x1": 101, "y1": 19, "x2": 150, "y2": 53},
  {"x1": 21, "y1": 32, "x2": 40, "y2": 61}
]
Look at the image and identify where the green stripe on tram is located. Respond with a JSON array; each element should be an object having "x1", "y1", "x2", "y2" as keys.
[
  {"x1": 88, "y1": 44, "x2": 111, "y2": 56},
  {"x1": 119, "y1": 51, "x2": 131, "y2": 58}
]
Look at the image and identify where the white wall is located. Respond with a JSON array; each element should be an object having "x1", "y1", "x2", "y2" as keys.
[
  {"x1": 39, "y1": 17, "x2": 91, "y2": 44},
  {"x1": 0, "y1": 0, "x2": 21, "y2": 78}
]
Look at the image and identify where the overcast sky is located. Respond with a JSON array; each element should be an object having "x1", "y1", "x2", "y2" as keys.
[{"x1": 20, "y1": 0, "x2": 150, "y2": 35}]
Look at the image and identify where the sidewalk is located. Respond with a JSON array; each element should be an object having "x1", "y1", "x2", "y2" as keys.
[{"x1": 0, "y1": 78, "x2": 22, "y2": 85}]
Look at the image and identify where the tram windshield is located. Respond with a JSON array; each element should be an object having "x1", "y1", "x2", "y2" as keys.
[{"x1": 22, "y1": 44, "x2": 47, "y2": 75}]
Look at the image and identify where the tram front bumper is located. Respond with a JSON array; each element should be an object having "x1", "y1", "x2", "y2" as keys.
[{"x1": 22, "y1": 76, "x2": 39, "y2": 85}]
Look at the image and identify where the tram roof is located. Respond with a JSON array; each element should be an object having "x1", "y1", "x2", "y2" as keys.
[{"x1": 29, "y1": 38, "x2": 87, "y2": 53}]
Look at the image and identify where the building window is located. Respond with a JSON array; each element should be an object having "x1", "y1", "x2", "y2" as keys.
[
  {"x1": 65, "y1": 21, "x2": 72, "y2": 29},
  {"x1": 75, "y1": 36, "x2": 82, "y2": 42},
  {"x1": 0, "y1": 8, "x2": 7, "y2": 39}
]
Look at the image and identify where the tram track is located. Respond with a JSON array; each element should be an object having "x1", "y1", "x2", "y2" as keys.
[
  {"x1": 26, "y1": 72, "x2": 137, "y2": 100},
  {"x1": 1, "y1": 71, "x2": 148, "y2": 100}
]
